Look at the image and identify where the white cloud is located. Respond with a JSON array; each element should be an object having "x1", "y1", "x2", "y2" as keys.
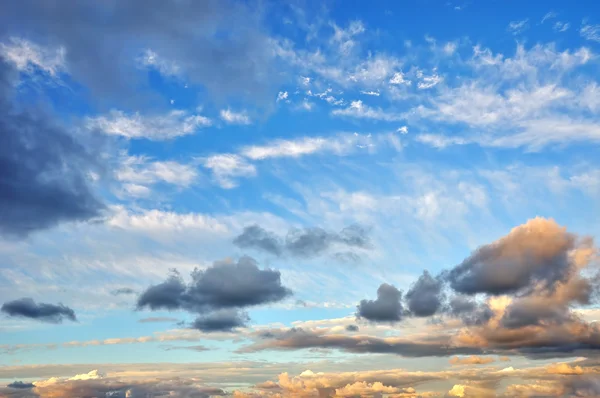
[
  {"x1": 116, "y1": 156, "x2": 198, "y2": 189},
  {"x1": 331, "y1": 20, "x2": 365, "y2": 55},
  {"x1": 415, "y1": 134, "x2": 469, "y2": 148},
  {"x1": 507, "y1": 19, "x2": 529, "y2": 35},
  {"x1": 138, "y1": 49, "x2": 180, "y2": 76},
  {"x1": 416, "y1": 70, "x2": 442, "y2": 89},
  {"x1": 553, "y1": 21, "x2": 570, "y2": 32},
  {"x1": 360, "y1": 90, "x2": 380, "y2": 96},
  {"x1": 389, "y1": 71, "x2": 410, "y2": 85},
  {"x1": 0, "y1": 37, "x2": 66, "y2": 76},
  {"x1": 107, "y1": 206, "x2": 229, "y2": 234},
  {"x1": 87, "y1": 110, "x2": 211, "y2": 140},
  {"x1": 276, "y1": 91, "x2": 289, "y2": 102},
  {"x1": 331, "y1": 100, "x2": 402, "y2": 121},
  {"x1": 202, "y1": 154, "x2": 257, "y2": 188},
  {"x1": 541, "y1": 11, "x2": 557, "y2": 24},
  {"x1": 443, "y1": 41, "x2": 458, "y2": 55},
  {"x1": 397, "y1": 126, "x2": 408, "y2": 134},
  {"x1": 581, "y1": 23, "x2": 600, "y2": 42},
  {"x1": 220, "y1": 108, "x2": 251, "y2": 125}
]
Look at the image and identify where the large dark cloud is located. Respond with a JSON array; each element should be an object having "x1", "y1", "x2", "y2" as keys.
[
  {"x1": 137, "y1": 256, "x2": 291, "y2": 330},
  {"x1": 446, "y1": 218, "x2": 577, "y2": 296},
  {"x1": 0, "y1": 58, "x2": 104, "y2": 237},
  {"x1": 356, "y1": 284, "x2": 404, "y2": 323},
  {"x1": 234, "y1": 224, "x2": 371, "y2": 258},
  {"x1": 1, "y1": 298, "x2": 76, "y2": 323},
  {"x1": 1, "y1": 0, "x2": 278, "y2": 106},
  {"x1": 447, "y1": 295, "x2": 493, "y2": 326},
  {"x1": 191, "y1": 309, "x2": 249, "y2": 332},
  {"x1": 405, "y1": 271, "x2": 444, "y2": 317}
]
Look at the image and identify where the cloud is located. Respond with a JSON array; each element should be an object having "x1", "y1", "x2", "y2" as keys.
[
  {"x1": 0, "y1": 57, "x2": 104, "y2": 237},
  {"x1": 191, "y1": 309, "x2": 250, "y2": 332},
  {"x1": 111, "y1": 288, "x2": 136, "y2": 296},
  {"x1": 233, "y1": 224, "x2": 371, "y2": 258},
  {"x1": 6, "y1": 381, "x2": 34, "y2": 389},
  {"x1": 405, "y1": 271, "x2": 444, "y2": 317},
  {"x1": 331, "y1": 100, "x2": 402, "y2": 121},
  {"x1": 1, "y1": 1, "x2": 279, "y2": 104},
  {"x1": 345, "y1": 325, "x2": 359, "y2": 332},
  {"x1": 137, "y1": 257, "x2": 292, "y2": 328},
  {"x1": 87, "y1": 109, "x2": 211, "y2": 140},
  {"x1": 137, "y1": 317, "x2": 179, "y2": 323},
  {"x1": 357, "y1": 284, "x2": 404, "y2": 323},
  {"x1": 220, "y1": 109, "x2": 252, "y2": 125},
  {"x1": 1, "y1": 298, "x2": 76, "y2": 323},
  {"x1": 446, "y1": 217, "x2": 581, "y2": 295},
  {"x1": 0, "y1": 37, "x2": 65, "y2": 77},
  {"x1": 115, "y1": 156, "x2": 198, "y2": 189},
  {"x1": 581, "y1": 23, "x2": 600, "y2": 42},
  {"x1": 449, "y1": 356, "x2": 495, "y2": 366},
  {"x1": 202, "y1": 154, "x2": 257, "y2": 189},
  {"x1": 507, "y1": 19, "x2": 529, "y2": 35}
]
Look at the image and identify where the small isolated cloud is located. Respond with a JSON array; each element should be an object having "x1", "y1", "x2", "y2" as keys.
[
  {"x1": 397, "y1": 126, "x2": 408, "y2": 134},
  {"x1": 7, "y1": 381, "x2": 35, "y2": 389},
  {"x1": 1, "y1": 298, "x2": 76, "y2": 323},
  {"x1": 389, "y1": 71, "x2": 410, "y2": 85},
  {"x1": 554, "y1": 21, "x2": 570, "y2": 32},
  {"x1": 332, "y1": 100, "x2": 402, "y2": 121},
  {"x1": 507, "y1": 19, "x2": 529, "y2": 35},
  {"x1": 356, "y1": 284, "x2": 404, "y2": 323},
  {"x1": 111, "y1": 288, "x2": 136, "y2": 296},
  {"x1": 345, "y1": 324, "x2": 359, "y2": 332},
  {"x1": 220, "y1": 108, "x2": 251, "y2": 125},
  {"x1": 360, "y1": 90, "x2": 380, "y2": 96},
  {"x1": 276, "y1": 91, "x2": 289, "y2": 102},
  {"x1": 191, "y1": 309, "x2": 249, "y2": 332},
  {"x1": 416, "y1": 70, "x2": 442, "y2": 89},
  {"x1": 541, "y1": 11, "x2": 557, "y2": 24},
  {"x1": 202, "y1": 154, "x2": 257, "y2": 189}
]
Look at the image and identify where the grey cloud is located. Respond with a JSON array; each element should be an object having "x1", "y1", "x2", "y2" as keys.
[
  {"x1": 111, "y1": 288, "x2": 136, "y2": 296},
  {"x1": 1, "y1": 0, "x2": 278, "y2": 107},
  {"x1": 345, "y1": 324, "x2": 359, "y2": 332},
  {"x1": 446, "y1": 218, "x2": 576, "y2": 295},
  {"x1": 6, "y1": 382, "x2": 34, "y2": 389},
  {"x1": 137, "y1": 257, "x2": 291, "y2": 329},
  {"x1": 241, "y1": 327, "x2": 484, "y2": 357},
  {"x1": 0, "y1": 58, "x2": 104, "y2": 238},
  {"x1": 405, "y1": 270, "x2": 444, "y2": 317},
  {"x1": 191, "y1": 309, "x2": 249, "y2": 332},
  {"x1": 233, "y1": 224, "x2": 371, "y2": 258},
  {"x1": 357, "y1": 283, "x2": 404, "y2": 323},
  {"x1": 1, "y1": 298, "x2": 76, "y2": 323},
  {"x1": 447, "y1": 295, "x2": 493, "y2": 326},
  {"x1": 233, "y1": 225, "x2": 283, "y2": 256}
]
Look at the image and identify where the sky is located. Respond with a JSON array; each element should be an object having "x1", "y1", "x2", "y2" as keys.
[{"x1": 1, "y1": 0, "x2": 600, "y2": 397}]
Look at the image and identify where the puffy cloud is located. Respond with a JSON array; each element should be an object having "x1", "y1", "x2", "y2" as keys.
[
  {"x1": 137, "y1": 257, "x2": 291, "y2": 331},
  {"x1": 405, "y1": 271, "x2": 444, "y2": 317},
  {"x1": 357, "y1": 284, "x2": 404, "y2": 323},
  {"x1": 0, "y1": 57, "x2": 104, "y2": 237},
  {"x1": 233, "y1": 224, "x2": 371, "y2": 258},
  {"x1": 1, "y1": 298, "x2": 76, "y2": 323}
]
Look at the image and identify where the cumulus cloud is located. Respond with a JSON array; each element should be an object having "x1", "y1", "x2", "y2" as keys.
[
  {"x1": 233, "y1": 224, "x2": 371, "y2": 258},
  {"x1": 191, "y1": 309, "x2": 250, "y2": 332},
  {"x1": 0, "y1": 57, "x2": 105, "y2": 237},
  {"x1": 405, "y1": 271, "x2": 444, "y2": 317},
  {"x1": 137, "y1": 257, "x2": 291, "y2": 331},
  {"x1": 357, "y1": 284, "x2": 404, "y2": 323},
  {"x1": 1, "y1": 298, "x2": 76, "y2": 323}
]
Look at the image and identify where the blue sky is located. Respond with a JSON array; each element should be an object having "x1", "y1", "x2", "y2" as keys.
[{"x1": 2, "y1": 0, "x2": 600, "y2": 397}]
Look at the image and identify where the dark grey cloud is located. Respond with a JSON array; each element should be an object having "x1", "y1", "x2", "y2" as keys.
[
  {"x1": 241, "y1": 327, "x2": 484, "y2": 357},
  {"x1": 1, "y1": 298, "x2": 76, "y2": 323},
  {"x1": 233, "y1": 224, "x2": 371, "y2": 258},
  {"x1": 405, "y1": 271, "x2": 444, "y2": 317},
  {"x1": 500, "y1": 298, "x2": 572, "y2": 329},
  {"x1": 357, "y1": 284, "x2": 404, "y2": 323},
  {"x1": 191, "y1": 309, "x2": 249, "y2": 332},
  {"x1": 137, "y1": 256, "x2": 291, "y2": 329},
  {"x1": 0, "y1": 58, "x2": 104, "y2": 238},
  {"x1": 345, "y1": 324, "x2": 359, "y2": 332},
  {"x1": 445, "y1": 218, "x2": 576, "y2": 295},
  {"x1": 447, "y1": 295, "x2": 493, "y2": 326},
  {"x1": 233, "y1": 225, "x2": 283, "y2": 256},
  {"x1": 6, "y1": 382, "x2": 34, "y2": 389},
  {"x1": 1, "y1": 0, "x2": 279, "y2": 107},
  {"x1": 111, "y1": 288, "x2": 136, "y2": 296}
]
